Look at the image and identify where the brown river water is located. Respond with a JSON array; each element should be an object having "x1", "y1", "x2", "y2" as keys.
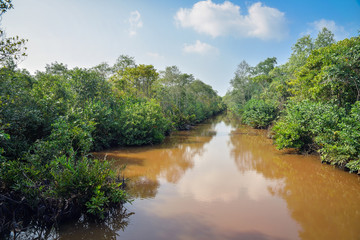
[{"x1": 21, "y1": 114, "x2": 360, "y2": 239}]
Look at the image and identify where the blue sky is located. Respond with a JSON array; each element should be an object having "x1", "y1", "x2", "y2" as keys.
[{"x1": 2, "y1": 0, "x2": 360, "y2": 96}]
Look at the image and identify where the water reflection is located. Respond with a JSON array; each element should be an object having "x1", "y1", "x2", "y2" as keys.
[
  {"x1": 93, "y1": 117, "x2": 221, "y2": 200},
  {"x1": 58, "y1": 208, "x2": 133, "y2": 240},
  {"x1": 4, "y1": 208, "x2": 133, "y2": 240},
  {"x1": 227, "y1": 118, "x2": 360, "y2": 240},
  {"x1": 127, "y1": 117, "x2": 298, "y2": 240}
]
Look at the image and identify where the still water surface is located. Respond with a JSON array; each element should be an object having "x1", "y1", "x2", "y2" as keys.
[{"x1": 63, "y1": 114, "x2": 360, "y2": 240}]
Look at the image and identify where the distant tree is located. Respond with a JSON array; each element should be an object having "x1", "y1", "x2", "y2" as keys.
[
  {"x1": 251, "y1": 57, "x2": 277, "y2": 90},
  {"x1": 112, "y1": 64, "x2": 158, "y2": 98},
  {"x1": 252, "y1": 57, "x2": 277, "y2": 76},
  {"x1": 44, "y1": 62, "x2": 69, "y2": 75},
  {"x1": 112, "y1": 54, "x2": 136, "y2": 73},
  {"x1": 291, "y1": 35, "x2": 314, "y2": 56},
  {"x1": 314, "y1": 27, "x2": 335, "y2": 49},
  {"x1": 92, "y1": 62, "x2": 113, "y2": 79},
  {"x1": 157, "y1": 66, "x2": 195, "y2": 112},
  {"x1": 230, "y1": 60, "x2": 254, "y2": 104}
]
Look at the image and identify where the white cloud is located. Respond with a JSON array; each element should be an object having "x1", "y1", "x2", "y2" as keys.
[
  {"x1": 128, "y1": 10, "x2": 143, "y2": 36},
  {"x1": 175, "y1": 1, "x2": 287, "y2": 40},
  {"x1": 309, "y1": 19, "x2": 348, "y2": 40},
  {"x1": 183, "y1": 40, "x2": 218, "y2": 55}
]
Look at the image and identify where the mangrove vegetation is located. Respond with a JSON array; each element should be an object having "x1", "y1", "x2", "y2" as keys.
[
  {"x1": 224, "y1": 28, "x2": 360, "y2": 173},
  {"x1": 0, "y1": 1, "x2": 224, "y2": 236}
]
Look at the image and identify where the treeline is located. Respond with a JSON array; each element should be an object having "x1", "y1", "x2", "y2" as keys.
[
  {"x1": 0, "y1": 53, "x2": 224, "y2": 228},
  {"x1": 224, "y1": 28, "x2": 360, "y2": 173}
]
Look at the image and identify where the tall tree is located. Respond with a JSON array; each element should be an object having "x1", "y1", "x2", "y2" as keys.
[
  {"x1": 251, "y1": 57, "x2": 277, "y2": 90},
  {"x1": 112, "y1": 54, "x2": 136, "y2": 73},
  {"x1": 112, "y1": 64, "x2": 158, "y2": 98},
  {"x1": 314, "y1": 27, "x2": 335, "y2": 49}
]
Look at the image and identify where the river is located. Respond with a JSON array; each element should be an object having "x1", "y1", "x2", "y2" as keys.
[{"x1": 19, "y1": 114, "x2": 360, "y2": 239}]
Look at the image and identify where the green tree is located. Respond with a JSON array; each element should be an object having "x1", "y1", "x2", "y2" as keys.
[
  {"x1": 112, "y1": 54, "x2": 136, "y2": 73},
  {"x1": 251, "y1": 57, "x2": 277, "y2": 91},
  {"x1": 228, "y1": 60, "x2": 253, "y2": 106},
  {"x1": 112, "y1": 64, "x2": 158, "y2": 98},
  {"x1": 290, "y1": 36, "x2": 360, "y2": 106},
  {"x1": 314, "y1": 27, "x2": 335, "y2": 49},
  {"x1": 0, "y1": 0, "x2": 27, "y2": 65}
]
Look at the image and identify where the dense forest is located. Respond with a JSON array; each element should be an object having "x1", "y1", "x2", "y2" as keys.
[
  {"x1": 0, "y1": 1, "x2": 224, "y2": 234},
  {"x1": 224, "y1": 28, "x2": 360, "y2": 173}
]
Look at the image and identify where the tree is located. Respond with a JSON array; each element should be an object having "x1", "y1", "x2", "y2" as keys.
[
  {"x1": 230, "y1": 60, "x2": 251, "y2": 90},
  {"x1": 91, "y1": 62, "x2": 113, "y2": 79},
  {"x1": 0, "y1": 0, "x2": 12, "y2": 15},
  {"x1": 157, "y1": 66, "x2": 193, "y2": 111},
  {"x1": 286, "y1": 35, "x2": 314, "y2": 75},
  {"x1": 0, "y1": 0, "x2": 27, "y2": 65},
  {"x1": 314, "y1": 27, "x2": 335, "y2": 49},
  {"x1": 44, "y1": 62, "x2": 69, "y2": 75},
  {"x1": 229, "y1": 60, "x2": 260, "y2": 105},
  {"x1": 252, "y1": 57, "x2": 277, "y2": 76},
  {"x1": 111, "y1": 64, "x2": 158, "y2": 98},
  {"x1": 291, "y1": 36, "x2": 360, "y2": 106},
  {"x1": 251, "y1": 57, "x2": 277, "y2": 90},
  {"x1": 112, "y1": 54, "x2": 136, "y2": 73}
]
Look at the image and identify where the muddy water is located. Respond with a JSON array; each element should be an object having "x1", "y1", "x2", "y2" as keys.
[{"x1": 64, "y1": 114, "x2": 360, "y2": 240}]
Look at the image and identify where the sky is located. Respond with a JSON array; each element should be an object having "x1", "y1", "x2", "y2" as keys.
[{"x1": 2, "y1": 0, "x2": 360, "y2": 96}]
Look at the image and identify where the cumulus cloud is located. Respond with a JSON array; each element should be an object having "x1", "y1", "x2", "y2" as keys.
[
  {"x1": 175, "y1": 0, "x2": 287, "y2": 40},
  {"x1": 128, "y1": 10, "x2": 143, "y2": 36},
  {"x1": 309, "y1": 19, "x2": 348, "y2": 40},
  {"x1": 183, "y1": 40, "x2": 218, "y2": 55}
]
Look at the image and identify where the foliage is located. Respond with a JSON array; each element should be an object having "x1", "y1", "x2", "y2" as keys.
[
  {"x1": 111, "y1": 64, "x2": 158, "y2": 98},
  {"x1": 0, "y1": 0, "x2": 12, "y2": 15},
  {"x1": 119, "y1": 99, "x2": 171, "y2": 145},
  {"x1": 0, "y1": 67, "x2": 41, "y2": 159},
  {"x1": 273, "y1": 100, "x2": 360, "y2": 171},
  {"x1": 226, "y1": 60, "x2": 255, "y2": 108},
  {"x1": 241, "y1": 99, "x2": 278, "y2": 129},
  {"x1": 0, "y1": 154, "x2": 127, "y2": 220},
  {"x1": 319, "y1": 102, "x2": 360, "y2": 171},
  {"x1": 272, "y1": 100, "x2": 345, "y2": 152},
  {"x1": 156, "y1": 66, "x2": 224, "y2": 129},
  {"x1": 225, "y1": 58, "x2": 277, "y2": 116},
  {"x1": 0, "y1": 0, "x2": 27, "y2": 65},
  {"x1": 290, "y1": 36, "x2": 360, "y2": 106}
]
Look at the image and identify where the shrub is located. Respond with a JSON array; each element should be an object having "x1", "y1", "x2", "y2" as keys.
[
  {"x1": 0, "y1": 154, "x2": 128, "y2": 220},
  {"x1": 319, "y1": 101, "x2": 360, "y2": 171},
  {"x1": 272, "y1": 100, "x2": 345, "y2": 152},
  {"x1": 119, "y1": 99, "x2": 171, "y2": 145},
  {"x1": 82, "y1": 100, "x2": 121, "y2": 151},
  {"x1": 241, "y1": 99, "x2": 278, "y2": 129}
]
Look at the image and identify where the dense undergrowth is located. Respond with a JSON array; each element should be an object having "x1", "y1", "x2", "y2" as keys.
[{"x1": 224, "y1": 29, "x2": 360, "y2": 173}]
